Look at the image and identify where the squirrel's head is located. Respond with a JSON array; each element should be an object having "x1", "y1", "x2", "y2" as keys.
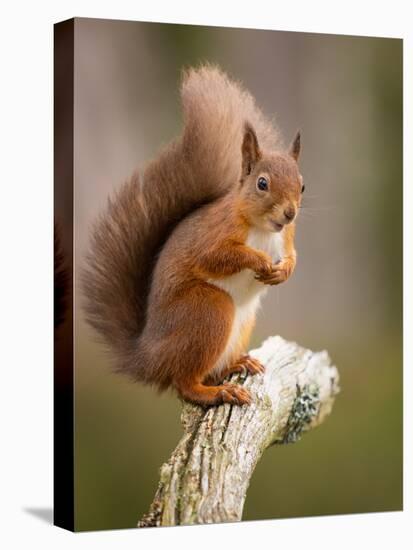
[{"x1": 239, "y1": 122, "x2": 304, "y2": 233}]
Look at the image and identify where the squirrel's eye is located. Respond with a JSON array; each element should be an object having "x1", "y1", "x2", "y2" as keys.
[
  {"x1": 301, "y1": 184, "x2": 305, "y2": 194},
  {"x1": 257, "y1": 177, "x2": 269, "y2": 191}
]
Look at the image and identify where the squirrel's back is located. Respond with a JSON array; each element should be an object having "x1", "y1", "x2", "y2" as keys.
[{"x1": 82, "y1": 64, "x2": 281, "y2": 374}]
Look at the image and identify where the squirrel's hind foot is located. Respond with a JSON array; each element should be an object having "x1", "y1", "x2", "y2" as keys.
[
  {"x1": 177, "y1": 381, "x2": 251, "y2": 407},
  {"x1": 231, "y1": 354, "x2": 265, "y2": 377},
  {"x1": 219, "y1": 382, "x2": 251, "y2": 406},
  {"x1": 206, "y1": 355, "x2": 265, "y2": 385}
]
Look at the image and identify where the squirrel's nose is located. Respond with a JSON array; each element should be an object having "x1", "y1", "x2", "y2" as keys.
[{"x1": 284, "y1": 207, "x2": 296, "y2": 222}]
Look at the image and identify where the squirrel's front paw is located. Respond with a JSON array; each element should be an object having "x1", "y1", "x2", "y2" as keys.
[
  {"x1": 254, "y1": 260, "x2": 293, "y2": 285},
  {"x1": 254, "y1": 253, "x2": 273, "y2": 277}
]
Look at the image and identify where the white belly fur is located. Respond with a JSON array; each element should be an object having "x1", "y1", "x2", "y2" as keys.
[{"x1": 208, "y1": 228, "x2": 285, "y2": 375}]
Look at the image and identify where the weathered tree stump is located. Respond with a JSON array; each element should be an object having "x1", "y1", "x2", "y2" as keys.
[{"x1": 138, "y1": 335, "x2": 339, "y2": 527}]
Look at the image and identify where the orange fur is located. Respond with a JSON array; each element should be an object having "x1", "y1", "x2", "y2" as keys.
[
  {"x1": 83, "y1": 65, "x2": 303, "y2": 407},
  {"x1": 237, "y1": 316, "x2": 256, "y2": 355}
]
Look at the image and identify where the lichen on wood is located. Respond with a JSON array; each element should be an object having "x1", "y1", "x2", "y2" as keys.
[{"x1": 138, "y1": 335, "x2": 340, "y2": 528}]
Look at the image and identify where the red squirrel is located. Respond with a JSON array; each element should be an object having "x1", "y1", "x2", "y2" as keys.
[{"x1": 83, "y1": 65, "x2": 304, "y2": 407}]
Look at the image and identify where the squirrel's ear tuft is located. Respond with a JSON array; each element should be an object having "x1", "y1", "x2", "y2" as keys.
[
  {"x1": 241, "y1": 122, "x2": 261, "y2": 179},
  {"x1": 289, "y1": 130, "x2": 301, "y2": 161}
]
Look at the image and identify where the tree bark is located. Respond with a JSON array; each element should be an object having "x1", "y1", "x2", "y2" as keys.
[{"x1": 138, "y1": 335, "x2": 340, "y2": 528}]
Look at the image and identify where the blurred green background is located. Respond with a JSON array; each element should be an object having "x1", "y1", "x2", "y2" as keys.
[{"x1": 73, "y1": 18, "x2": 402, "y2": 531}]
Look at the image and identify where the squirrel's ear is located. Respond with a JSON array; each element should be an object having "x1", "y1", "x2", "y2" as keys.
[
  {"x1": 289, "y1": 130, "x2": 301, "y2": 161},
  {"x1": 241, "y1": 122, "x2": 261, "y2": 179}
]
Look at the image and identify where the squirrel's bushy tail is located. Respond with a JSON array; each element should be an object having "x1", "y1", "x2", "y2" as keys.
[
  {"x1": 181, "y1": 64, "x2": 280, "y2": 192},
  {"x1": 82, "y1": 65, "x2": 280, "y2": 375}
]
